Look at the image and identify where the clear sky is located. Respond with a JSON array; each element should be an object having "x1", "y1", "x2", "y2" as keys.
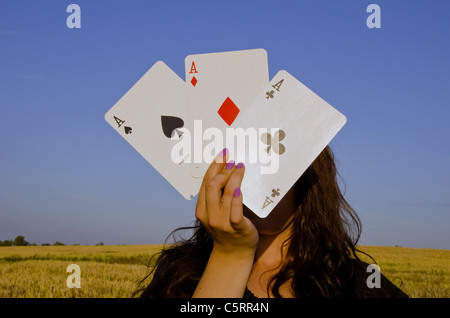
[{"x1": 0, "y1": 0, "x2": 449, "y2": 249}]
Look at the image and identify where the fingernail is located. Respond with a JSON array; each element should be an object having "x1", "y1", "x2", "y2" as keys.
[
  {"x1": 220, "y1": 148, "x2": 228, "y2": 156},
  {"x1": 225, "y1": 160, "x2": 235, "y2": 170},
  {"x1": 234, "y1": 187, "x2": 241, "y2": 197},
  {"x1": 236, "y1": 162, "x2": 244, "y2": 169},
  {"x1": 215, "y1": 148, "x2": 228, "y2": 163}
]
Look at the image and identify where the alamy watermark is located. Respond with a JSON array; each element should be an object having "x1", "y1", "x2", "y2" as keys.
[
  {"x1": 64, "y1": 262, "x2": 380, "y2": 290},
  {"x1": 366, "y1": 4, "x2": 381, "y2": 29},
  {"x1": 366, "y1": 264, "x2": 381, "y2": 289},
  {"x1": 66, "y1": 264, "x2": 81, "y2": 288},
  {"x1": 169, "y1": 121, "x2": 283, "y2": 175},
  {"x1": 66, "y1": 4, "x2": 380, "y2": 30},
  {"x1": 66, "y1": 4, "x2": 81, "y2": 29}
]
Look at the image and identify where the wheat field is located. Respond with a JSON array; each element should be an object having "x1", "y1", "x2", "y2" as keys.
[{"x1": 0, "y1": 245, "x2": 448, "y2": 298}]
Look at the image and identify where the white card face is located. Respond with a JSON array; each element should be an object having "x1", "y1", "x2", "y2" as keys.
[
  {"x1": 185, "y1": 49, "x2": 269, "y2": 177},
  {"x1": 229, "y1": 70, "x2": 347, "y2": 218},
  {"x1": 104, "y1": 61, "x2": 201, "y2": 200}
]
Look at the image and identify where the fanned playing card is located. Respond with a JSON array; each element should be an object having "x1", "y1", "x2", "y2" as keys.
[
  {"x1": 104, "y1": 61, "x2": 201, "y2": 200},
  {"x1": 185, "y1": 49, "x2": 269, "y2": 177},
  {"x1": 230, "y1": 70, "x2": 347, "y2": 218}
]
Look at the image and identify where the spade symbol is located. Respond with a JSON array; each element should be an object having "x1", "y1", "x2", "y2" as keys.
[
  {"x1": 124, "y1": 126, "x2": 132, "y2": 134},
  {"x1": 161, "y1": 116, "x2": 184, "y2": 139}
]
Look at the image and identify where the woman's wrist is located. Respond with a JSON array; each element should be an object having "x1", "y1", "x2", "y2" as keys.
[
  {"x1": 210, "y1": 244, "x2": 256, "y2": 262},
  {"x1": 192, "y1": 246, "x2": 255, "y2": 298}
]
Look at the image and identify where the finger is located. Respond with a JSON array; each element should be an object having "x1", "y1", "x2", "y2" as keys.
[
  {"x1": 221, "y1": 162, "x2": 245, "y2": 215},
  {"x1": 203, "y1": 148, "x2": 229, "y2": 184},
  {"x1": 196, "y1": 148, "x2": 228, "y2": 221},
  {"x1": 230, "y1": 185, "x2": 247, "y2": 231},
  {"x1": 205, "y1": 160, "x2": 236, "y2": 220},
  {"x1": 228, "y1": 163, "x2": 246, "y2": 230}
]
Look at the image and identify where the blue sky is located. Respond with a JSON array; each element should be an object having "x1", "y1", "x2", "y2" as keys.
[{"x1": 0, "y1": 0, "x2": 449, "y2": 249}]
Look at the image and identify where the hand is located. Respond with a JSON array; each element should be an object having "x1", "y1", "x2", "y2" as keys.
[{"x1": 195, "y1": 149, "x2": 259, "y2": 257}]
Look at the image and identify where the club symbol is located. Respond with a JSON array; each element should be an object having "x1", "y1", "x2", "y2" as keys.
[
  {"x1": 266, "y1": 90, "x2": 274, "y2": 99},
  {"x1": 271, "y1": 188, "x2": 280, "y2": 197},
  {"x1": 124, "y1": 126, "x2": 132, "y2": 134},
  {"x1": 260, "y1": 129, "x2": 286, "y2": 155}
]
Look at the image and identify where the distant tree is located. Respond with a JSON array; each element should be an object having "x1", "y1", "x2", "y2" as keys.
[
  {"x1": 41, "y1": 243, "x2": 51, "y2": 246},
  {"x1": 0, "y1": 240, "x2": 13, "y2": 246},
  {"x1": 13, "y1": 236, "x2": 29, "y2": 246},
  {"x1": 96, "y1": 242, "x2": 104, "y2": 246},
  {"x1": 53, "y1": 241, "x2": 65, "y2": 246}
]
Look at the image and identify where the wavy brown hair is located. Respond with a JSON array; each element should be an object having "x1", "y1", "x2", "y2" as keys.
[{"x1": 137, "y1": 146, "x2": 371, "y2": 298}]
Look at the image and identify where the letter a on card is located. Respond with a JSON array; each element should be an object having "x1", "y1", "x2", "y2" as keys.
[{"x1": 189, "y1": 61, "x2": 198, "y2": 74}]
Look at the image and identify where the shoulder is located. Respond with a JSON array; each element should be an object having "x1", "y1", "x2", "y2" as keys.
[{"x1": 351, "y1": 260, "x2": 408, "y2": 298}]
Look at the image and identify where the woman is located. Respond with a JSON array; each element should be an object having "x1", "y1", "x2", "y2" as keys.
[{"x1": 138, "y1": 146, "x2": 407, "y2": 298}]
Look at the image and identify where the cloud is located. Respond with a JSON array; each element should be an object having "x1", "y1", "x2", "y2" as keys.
[
  {"x1": 0, "y1": 30, "x2": 18, "y2": 35},
  {"x1": 19, "y1": 73, "x2": 45, "y2": 80}
]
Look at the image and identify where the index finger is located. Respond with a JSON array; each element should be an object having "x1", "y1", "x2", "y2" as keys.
[{"x1": 196, "y1": 148, "x2": 228, "y2": 214}]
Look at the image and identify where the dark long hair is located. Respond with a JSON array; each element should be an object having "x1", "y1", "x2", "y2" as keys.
[{"x1": 137, "y1": 146, "x2": 369, "y2": 298}]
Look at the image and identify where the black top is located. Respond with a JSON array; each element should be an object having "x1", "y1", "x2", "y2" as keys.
[{"x1": 241, "y1": 260, "x2": 408, "y2": 298}]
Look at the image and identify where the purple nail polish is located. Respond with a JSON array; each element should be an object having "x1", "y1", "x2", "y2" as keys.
[
  {"x1": 236, "y1": 162, "x2": 244, "y2": 169},
  {"x1": 221, "y1": 148, "x2": 228, "y2": 156},
  {"x1": 234, "y1": 187, "x2": 241, "y2": 197},
  {"x1": 225, "y1": 160, "x2": 235, "y2": 170},
  {"x1": 215, "y1": 148, "x2": 228, "y2": 163}
]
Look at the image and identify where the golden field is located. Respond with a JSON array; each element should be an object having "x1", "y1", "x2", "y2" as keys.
[{"x1": 0, "y1": 245, "x2": 448, "y2": 298}]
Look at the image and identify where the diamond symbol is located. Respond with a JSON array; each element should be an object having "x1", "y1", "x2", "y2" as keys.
[
  {"x1": 217, "y1": 97, "x2": 240, "y2": 126},
  {"x1": 191, "y1": 76, "x2": 197, "y2": 87}
]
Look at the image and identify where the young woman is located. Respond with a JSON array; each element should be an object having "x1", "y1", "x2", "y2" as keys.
[{"x1": 138, "y1": 146, "x2": 407, "y2": 298}]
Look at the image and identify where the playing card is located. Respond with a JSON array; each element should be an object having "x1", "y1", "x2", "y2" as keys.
[
  {"x1": 104, "y1": 61, "x2": 201, "y2": 200},
  {"x1": 185, "y1": 49, "x2": 269, "y2": 177},
  {"x1": 229, "y1": 70, "x2": 347, "y2": 218}
]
